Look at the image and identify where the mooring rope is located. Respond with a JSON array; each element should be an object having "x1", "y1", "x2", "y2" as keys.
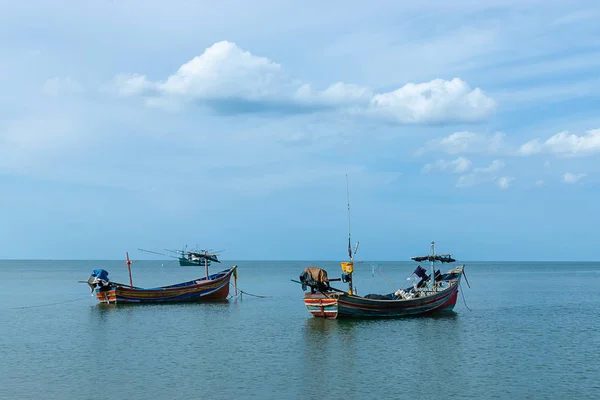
[
  {"x1": 9, "y1": 296, "x2": 91, "y2": 310},
  {"x1": 238, "y1": 289, "x2": 272, "y2": 298},
  {"x1": 229, "y1": 281, "x2": 272, "y2": 299},
  {"x1": 459, "y1": 282, "x2": 472, "y2": 311}
]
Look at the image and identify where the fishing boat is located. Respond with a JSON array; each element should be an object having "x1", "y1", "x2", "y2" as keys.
[
  {"x1": 139, "y1": 246, "x2": 223, "y2": 268},
  {"x1": 86, "y1": 252, "x2": 238, "y2": 304},
  {"x1": 293, "y1": 176, "x2": 468, "y2": 319},
  {"x1": 174, "y1": 247, "x2": 221, "y2": 267}
]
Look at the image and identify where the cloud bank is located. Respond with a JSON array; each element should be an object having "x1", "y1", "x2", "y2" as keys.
[
  {"x1": 113, "y1": 41, "x2": 496, "y2": 124},
  {"x1": 519, "y1": 129, "x2": 600, "y2": 157}
]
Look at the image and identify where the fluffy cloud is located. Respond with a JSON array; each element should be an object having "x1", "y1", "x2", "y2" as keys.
[
  {"x1": 496, "y1": 176, "x2": 514, "y2": 190},
  {"x1": 474, "y1": 159, "x2": 504, "y2": 173},
  {"x1": 418, "y1": 131, "x2": 506, "y2": 155},
  {"x1": 368, "y1": 78, "x2": 496, "y2": 124},
  {"x1": 456, "y1": 159, "x2": 506, "y2": 188},
  {"x1": 422, "y1": 157, "x2": 471, "y2": 173},
  {"x1": 562, "y1": 172, "x2": 586, "y2": 184},
  {"x1": 113, "y1": 41, "x2": 496, "y2": 123},
  {"x1": 422, "y1": 128, "x2": 600, "y2": 159},
  {"x1": 518, "y1": 129, "x2": 600, "y2": 157}
]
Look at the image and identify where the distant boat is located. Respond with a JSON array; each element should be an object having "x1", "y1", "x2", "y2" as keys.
[
  {"x1": 138, "y1": 246, "x2": 224, "y2": 270},
  {"x1": 175, "y1": 248, "x2": 221, "y2": 267},
  {"x1": 293, "y1": 176, "x2": 467, "y2": 319},
  {"x1": 86, "y1": 252, "x2": 237, "y2": 304}
]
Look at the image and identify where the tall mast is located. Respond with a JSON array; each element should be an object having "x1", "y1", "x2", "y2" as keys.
[
  {"x1": 126, "y1": 251, "x2": 133, "y2": 288},
  {"x1": 346, "y1": 174, "x2": 352, "y2": 262},
  {"x1": 430, "y1": 240, "x2": 435, "y2": 290},
  {"x1": 204, "y1": 250, "x2": 209, "y2": 279},
  {"x1": 341, "y1": 174, "x2": 355, "y2": 294}
]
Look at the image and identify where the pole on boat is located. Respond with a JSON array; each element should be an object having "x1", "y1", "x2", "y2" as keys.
[
  {"x1": 204, "y1": 250, "x2": 209, "y2": 279},
  {"x1": 126, "y1": 251, "x2": 133, "y2": 288},
  {"x1": 341, "y1": 174, "x2": 355, "y2": 295},
  {"x1": 430, "y1": 241, "x2": 435, "y2": 290},
  {"x1": 233, "y1": 265, "x2": 238, "y2": 296}
]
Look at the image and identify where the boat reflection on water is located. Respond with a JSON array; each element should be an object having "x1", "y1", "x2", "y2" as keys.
[{"x1": 300, "y1": 317, "x2": 362, "y2": 398}]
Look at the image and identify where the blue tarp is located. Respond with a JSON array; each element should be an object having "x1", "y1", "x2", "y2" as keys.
[{"x1": 91, "y1": 269, "x2": 109, "y2": 282}]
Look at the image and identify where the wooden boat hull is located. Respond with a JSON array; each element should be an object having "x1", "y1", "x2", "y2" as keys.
[
  {"x1": 303, "y1": 269, "x2": 462, "y2": 319},
  {"x1": 94, "y1": 267, "x2": 235, "y2": 304}
]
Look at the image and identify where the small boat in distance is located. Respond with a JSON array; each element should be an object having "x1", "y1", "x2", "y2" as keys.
[
  {"x1": 175, "y1": 250, "x2": 221, "y2": 267},
  {"x1": 86, "y1": 252, "x2": 237, "y2": 304},
  {"x1": 139, "y1": 246, "x2": 224, "y2": 270},
  {"x1": 293, "y1": 175, "x2": 467, "y2": 319}
]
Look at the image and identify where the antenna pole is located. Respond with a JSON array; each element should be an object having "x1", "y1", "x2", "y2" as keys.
[{"x1": 126, "y1": 251, "x2": 133, "y2": 288}]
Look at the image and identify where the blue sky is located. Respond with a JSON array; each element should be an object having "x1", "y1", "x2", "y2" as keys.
[{"x1": 1, "y1": 0, "x2": 599, "y2": 261}]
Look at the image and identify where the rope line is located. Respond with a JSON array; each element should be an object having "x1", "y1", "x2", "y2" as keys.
[
  {"x1": 238, "y1": 289, "x2": 272, "y2": 298},
  {"x1": 10, "y1": 296, "x2": 90, "y2": 310},
  {"x1": 459, "y1": 283, "x2": 472, "y2": 311},
  {"x1": 229, "y1": 282, "x2": 272, "y2": 299}
]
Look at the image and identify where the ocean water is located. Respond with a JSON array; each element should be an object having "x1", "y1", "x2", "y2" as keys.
[{"x1": 0, "y1": 260, "x2": 599, "y2": 400}]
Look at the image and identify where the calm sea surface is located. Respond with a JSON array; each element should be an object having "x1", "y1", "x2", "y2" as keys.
[{"x1": 1, "y1": 260, "x2": 599, "y2": 400}]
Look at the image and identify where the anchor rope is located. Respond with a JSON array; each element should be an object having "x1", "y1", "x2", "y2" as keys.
[
  {"x1": 229, "y1": 282, "x2": 272, "y2": 299},
  {"x1": 9, "y1": 296, "x2": 90, "y2": 310},
  {"x1": 238, "y1": 289, "x2": 272, "y2": 298},
  {"x1": 459, "y1": 282, "x2": 472, "y2": 311}
]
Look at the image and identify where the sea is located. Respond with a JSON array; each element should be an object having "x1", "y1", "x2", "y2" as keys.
[{"x1": 0, "y1": 260, "x2": 598, "y2": 400}]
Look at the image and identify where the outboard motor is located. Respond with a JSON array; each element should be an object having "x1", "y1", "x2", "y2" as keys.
[
  {"x1": 87, "y1": 269, "x2": 111, "y2": 293},
  {"x1": 299, "y1": 267, "x2": 330, "y2": 293}
]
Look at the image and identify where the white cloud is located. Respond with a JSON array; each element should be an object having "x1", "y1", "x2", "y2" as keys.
[
  {"x1": 456, "y1": 159, "x2": 506, "y2": 188},
  {"x1": 419, "y1": 131, "x2": 506, "y2": 155},
  {"x1": 562, "y1": 172, "x2": 587, "y2": 184},
  {"x1": 475, "y1": 159, "x2": 504, "y2": 173},
  {"x1": 456, "y1": 174, "x2": 477, "y2": 188},
  {"x1": 114, "y1": 73, "x2": 155, "y2": 97},
  {"x1": 422, "y1": 157, "x2": 471, "y2": 173},
  {"x1": 367, "y1": 78, "x2": 496, "y2": 124},
  {"x1": 518, "y1": 139, "x2": 542, "y2": 156},
  {"x1": 112, "y1": 40, "x2": 496, "y2": 124},
  {"x1": 534, "y1": 180, "x2": 545, "y2": 187},
  {"x1": 453, "y1": 157, "x2": 472, "y2": 173},
  {"x1": 496, "y1": 176, "x2": 514, "y2": 190},
  {"x1": 295, "y1": 82, "x2": 373, "y2": 105},
  {"x1": 519, "y1": 129, "x2": 600, "y2": 157},
  {"x1": 43, "y1": 77, "x2": 83, "y2": 96}
]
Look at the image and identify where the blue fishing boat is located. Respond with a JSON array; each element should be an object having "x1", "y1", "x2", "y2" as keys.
[
  {"x1": 294, "y1": 175, "x2": 468, "y2": 319},
  {"x1": 298, "y1": 242, "x2": 465, "y2": 319},
  {"x1": 86, "y1": 252, "x2": 238, "y2": 304}
]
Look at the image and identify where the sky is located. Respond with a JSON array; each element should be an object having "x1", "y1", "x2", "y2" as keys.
[{"x1": 1, "y1": 0, "x2": 599, "y2": 261}]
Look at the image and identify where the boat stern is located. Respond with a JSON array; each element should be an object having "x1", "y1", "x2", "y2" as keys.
[
  {"x1": 303, "y1": 293, "x2": 339, "y2": 319},
  {"x1": 95, "y1": 289, "x2": 117, "y2": 304},
  {"x1": 86, "y1": 269, "x2": 118, "y2": 304},
  {"x1": 87, "y1": 269, "x2": 111, "y2": 292}
]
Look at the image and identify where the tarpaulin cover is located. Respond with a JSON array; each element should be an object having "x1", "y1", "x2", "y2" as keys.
[{"x1": 91, "y1": 269, "x2": 109, "y2": 282}]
